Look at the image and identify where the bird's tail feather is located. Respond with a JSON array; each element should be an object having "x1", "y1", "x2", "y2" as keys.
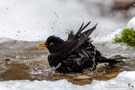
[{"x1": 97, "y1": 56, "x2": 129, "y2": 63}]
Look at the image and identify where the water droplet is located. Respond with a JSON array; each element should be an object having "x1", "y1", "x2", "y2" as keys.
[
  {"x1": 17, "y1": 31, "x2": 21, "y2": 33},
  {"x1": 16, "y1": 55, "x2": 20, "y2": 59}
]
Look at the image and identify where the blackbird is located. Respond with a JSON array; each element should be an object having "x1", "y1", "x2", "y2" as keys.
[{"x1": 39, "y1": 22, "x2": 123, "y2": 73}]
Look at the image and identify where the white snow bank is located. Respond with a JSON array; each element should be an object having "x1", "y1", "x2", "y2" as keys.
[
  {"x1": 93, "y1": 16, "x2": 135, "y2": 43},
  {"x1": 127, "y1": 17, "x2": 135, "y2": 31},
  {"x1": 0, "y1": 37, "x2": 13, "y2": 43},
  {"x1": 0, "y1": 71, "x2": 134, "y2": 90},
  {"x1": 0, "y1": 0, "x2": 129, "y2": 41},
  {"x1": 92, "y1": 28, "x2": 122, "y2": 43}
]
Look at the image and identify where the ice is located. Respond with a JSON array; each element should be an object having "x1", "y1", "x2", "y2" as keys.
[{"x1": 0, "y1": 71, "x2": 134, "y2": 90}]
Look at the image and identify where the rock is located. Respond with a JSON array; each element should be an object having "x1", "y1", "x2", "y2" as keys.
[
  {"x1": 4, "y1": 59, "x2": 10, "y2": 62},
  {"x1": 104, "y1": 72, "x2": 119, "y2": 78},
  {"x1": 74, "y1": 75, "x2": 92, "y2": 80}
]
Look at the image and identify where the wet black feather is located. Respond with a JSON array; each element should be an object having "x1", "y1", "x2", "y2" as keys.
[{"x1": 44, "y1": 22, "x2": 123, "y2": 73}]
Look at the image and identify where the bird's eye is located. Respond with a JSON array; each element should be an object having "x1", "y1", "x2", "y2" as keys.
[{"x1": 49, "y1": 42, "x2": 54, "y2": 46}]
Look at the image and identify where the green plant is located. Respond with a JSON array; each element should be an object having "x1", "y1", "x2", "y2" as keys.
[
  {"x1": 101, "y1": 42, "x2": 106, "y2": 46},
  {"x1": 114, "y1": 28, "x2": 135, "y2": 46}
]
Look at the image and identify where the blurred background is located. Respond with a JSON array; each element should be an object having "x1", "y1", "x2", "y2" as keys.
[{"x1": 0, "y1": 0, "x2": 135, "y2": 41}]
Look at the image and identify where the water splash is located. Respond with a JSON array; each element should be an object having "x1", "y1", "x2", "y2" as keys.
[{"x1": 29, "y1": 63, "x2": 61, "y2": 80}]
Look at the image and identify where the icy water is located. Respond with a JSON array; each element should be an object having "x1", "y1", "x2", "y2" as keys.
[{"x1": 0, "y1": 40, "x2": 135, "y2": 85}]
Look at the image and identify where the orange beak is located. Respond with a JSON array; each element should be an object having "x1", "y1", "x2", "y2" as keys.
[{"x1": 38, "y1": 43, "x2": 47, "y2": 48}]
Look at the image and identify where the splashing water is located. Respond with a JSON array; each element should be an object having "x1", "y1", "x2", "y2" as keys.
[{"x1": 29, "y1": 63, "x2": 61, "y2": 80}]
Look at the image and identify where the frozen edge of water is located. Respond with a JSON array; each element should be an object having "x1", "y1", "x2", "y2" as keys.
[{"x1": 0, "y1": 71, "x2": 134, "y2": 90}]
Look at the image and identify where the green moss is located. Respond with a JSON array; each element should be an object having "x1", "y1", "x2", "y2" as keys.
[
  {"x1": 101, "y1": 42, "x2": 106, "y2": 46},
  {"x1": 114, "y1": 28, "x2": 135, "y2": 46}
]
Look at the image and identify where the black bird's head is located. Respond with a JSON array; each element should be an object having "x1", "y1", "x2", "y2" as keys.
[{"x1": 38, "y1": 36, "x2": 65, "y2": 53}]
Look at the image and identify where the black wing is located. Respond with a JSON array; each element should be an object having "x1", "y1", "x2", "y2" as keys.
[
  {"x1": 48, "y1": 22, "x2": 97, "y2": 68},
  {"x1": 67, "y1": 21, "x2": 91, "y2": 40},
  {"x1": 60, "y1": 22, "x2": 97, "y2": 58}
]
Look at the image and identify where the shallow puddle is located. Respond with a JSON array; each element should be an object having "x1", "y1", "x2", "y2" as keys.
[
  {"x1": 0, "y1": 60, "x2": 125, "y2": 85},
  {"x1": 0, "y1": 41, "x2": 134, "y2": 85}
]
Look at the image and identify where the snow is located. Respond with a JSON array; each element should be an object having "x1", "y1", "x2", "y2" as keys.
[
  {"x1": 92, "y1": 28, "x2": 122, "y2": 43},
  {"x1": 127, "y1": 17, "x2": 135, "y2": 31},
  {"x1": 0, "y1": 0, "x2": 130, "y2": 41},
  {"x1": 0, "y1": 16, "x2": 135, "y2": 43},
  {"x1": 93, "y1": 16, "x2": 135, "y2": 43},
  {"x1": 0, "y1": 71, "x2": 134, "y2": 90},
  {"x1": 0, "y1": 37, "x2": 13, "y2": 43}
]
